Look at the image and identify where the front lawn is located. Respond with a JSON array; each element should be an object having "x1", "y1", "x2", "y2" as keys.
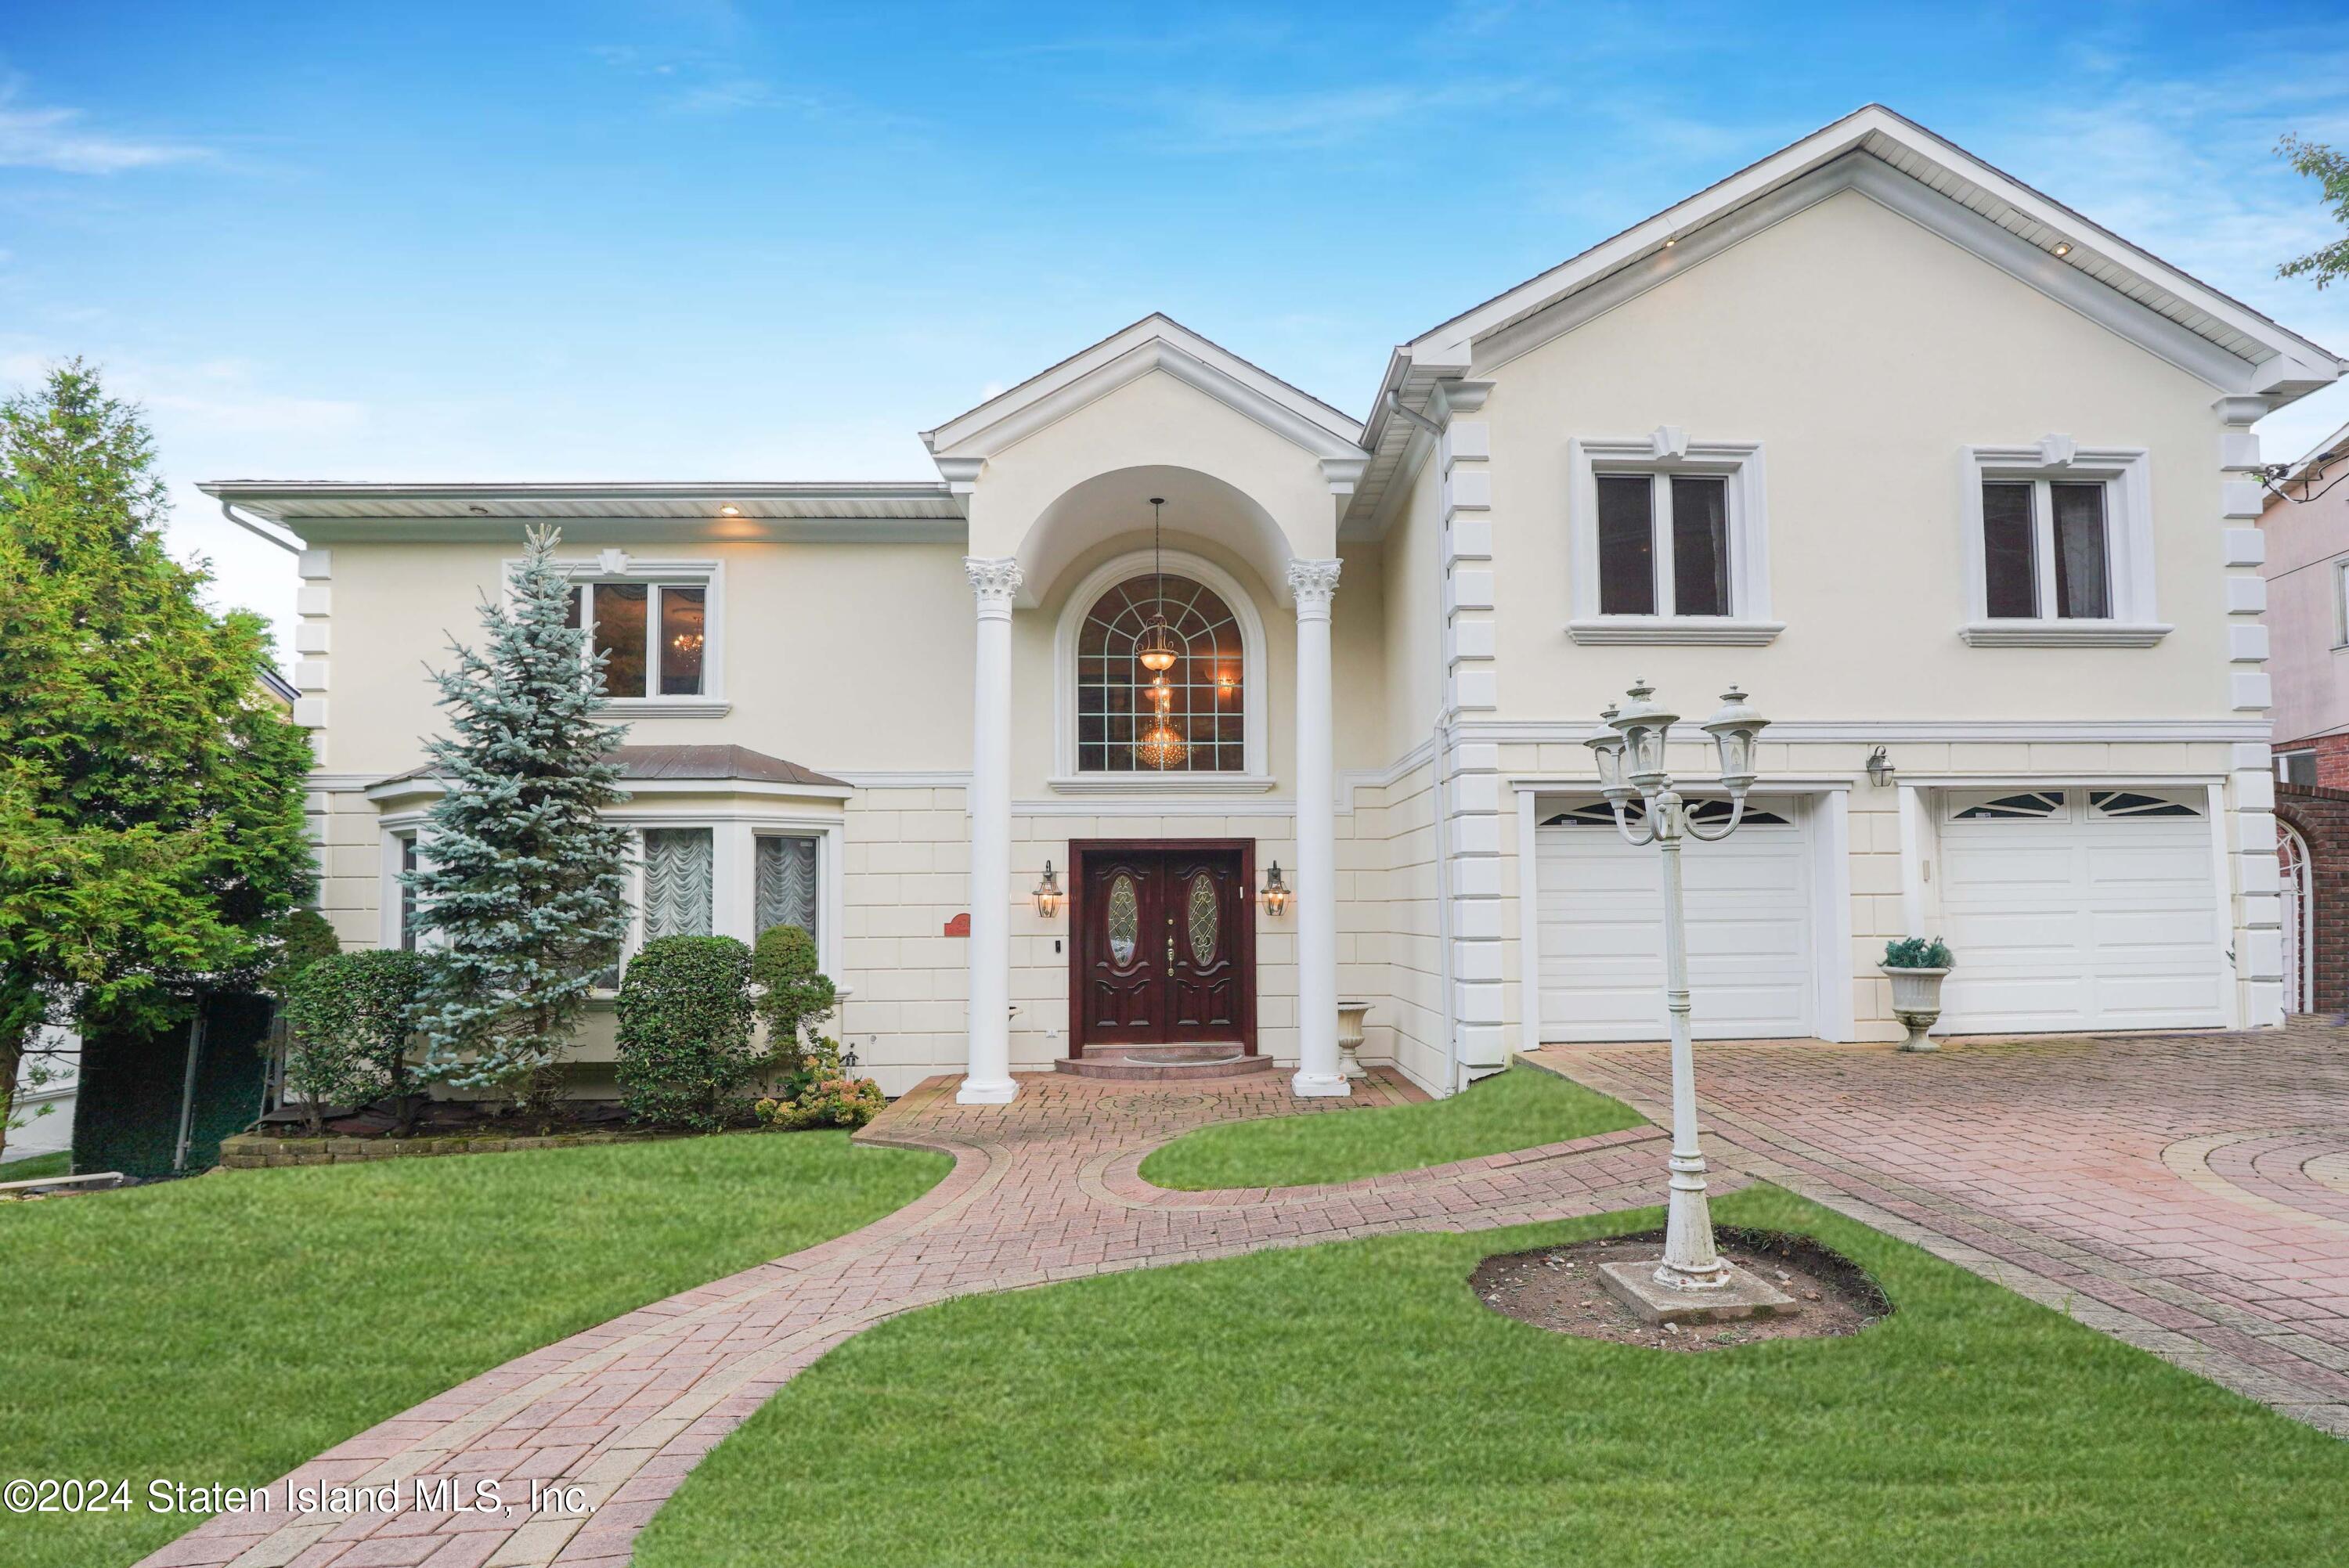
[
  {"x1": 0, "y1": 1131, "x2": 948, "y2": 1568},
  {"x1": 1138, "y1": 1061, "x2": 1645, "y2": 1189},
  {"x1": 0, "y1": 1150, "x2": 70, "y2": 1182},
  {"x1": 639, "y1": 1184, "x2": 2349, "y2": 1567}
]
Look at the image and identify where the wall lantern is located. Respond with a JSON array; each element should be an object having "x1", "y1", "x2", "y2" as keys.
[
  {"x1": 1032, "y1": 860, "x2": 1063, "y2": 918},
  {"x1": 1864, "y1": 746, "x2": 1896, "y2": 788},
  {"x1": 1260, "y1": 861, "x2": 1291, "y2": 917}
]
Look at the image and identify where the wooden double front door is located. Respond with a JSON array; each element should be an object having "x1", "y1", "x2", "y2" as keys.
[{"x1": 1071, "y1": 841, "x2": 1254, "y2": 1054}]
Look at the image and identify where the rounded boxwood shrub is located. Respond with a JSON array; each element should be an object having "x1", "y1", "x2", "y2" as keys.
[
  {"x1": 615, "y1": 935, "x2": 758, "y2": 1131},
  {"x1": 279, "y1": 948, "x2": 431, "y2": 1134}
]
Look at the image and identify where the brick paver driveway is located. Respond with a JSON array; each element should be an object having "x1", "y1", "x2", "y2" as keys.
[
  {"x1": 141, "y1": 1071, "x2": 1678, "y2": 1568},
  {"x1": 1538, "y1": 1019, "x2": 2349, "y2": 1436}
]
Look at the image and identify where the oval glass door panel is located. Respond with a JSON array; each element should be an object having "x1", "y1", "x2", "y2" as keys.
[
  {"x1": 1187, "y1": 872, "x2": 1218, "y2": 964},
  {"x1": 1108, "y1": 874, "x2": 1138, "y2": 965}
]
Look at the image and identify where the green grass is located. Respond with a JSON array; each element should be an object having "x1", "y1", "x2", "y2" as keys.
[
  {"x1": 0, "y1": 1150, "x2": 70, "y2": 1182},
  {"x1": 640, "y1": 1185, "x2": 2349, "y2": 1567},
  {"x1": 1138, "y1": 1062, "x2": 1646, "y2": 1190},
  {"x1": 0, "y1": 1131, "x2": 948, "y2": 1568}
]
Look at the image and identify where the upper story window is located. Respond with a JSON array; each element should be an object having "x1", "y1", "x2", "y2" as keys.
[
  {"x1": 1075, "y1": 574, "x2": 1246, "y2": 773},
  {"x1": 534, "y1": 552, "x2": 727, "y2": 716},
  {"x1": 1961, "y1": 440, "x2": 2163, "y2": 647},
  {"x1": 1568, "y1": 429, "x2": 1777, "y2": 645},
  {"x1": 568, "y1": 582, "x2": 705, "y2": 697}
]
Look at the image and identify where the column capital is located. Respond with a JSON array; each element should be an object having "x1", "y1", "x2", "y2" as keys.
[
  {"x1": 1287, "y1": 557, "x2": 1343, "y2": 617},
  {"x1": 965, "y1": 556, "x2": 1023, "y2": 616}
]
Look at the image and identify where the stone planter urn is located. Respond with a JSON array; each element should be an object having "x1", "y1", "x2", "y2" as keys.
[
  {"x1": 1881, "y1": 966, "x2": 1949, "y2": 1052},
  {"x1": 1336, "y1": 1000, "x2": 1372, "y2": 1079}
]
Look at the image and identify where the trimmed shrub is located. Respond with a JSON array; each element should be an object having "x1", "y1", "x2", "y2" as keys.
[
  {"x1": 751, "y1": 924, "x2": 835, "y2": 1071},
  {"x1": 279, "y1": 950, "x2": 431, "y2": 1135},
  {"x1": 258, "y1": 908, "x2": 341, "y2": 998},
  {"x1": 615, "y1": 935, "x2": 758, "y2": 1131}
]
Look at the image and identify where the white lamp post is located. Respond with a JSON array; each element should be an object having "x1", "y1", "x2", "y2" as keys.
[{"x1": 1586, "y1": 680, "x2": 1796, "y2": 1321}]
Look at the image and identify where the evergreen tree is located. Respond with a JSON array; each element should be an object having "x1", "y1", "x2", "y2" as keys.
[
  {"x1": 406, "y1": 525, "x2": 633, "y2": 1095},
  {"x1": 0, "y1": 361, "x2": 314, "y2": 1162}
]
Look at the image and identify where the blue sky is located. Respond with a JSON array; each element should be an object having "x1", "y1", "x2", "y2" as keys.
[{"x1": 5, "y1": 1, "x2": 2348, "y2": 656}]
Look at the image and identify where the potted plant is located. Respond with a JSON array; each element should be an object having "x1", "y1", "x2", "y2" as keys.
[{"x1": 1879, "y1": 937, "x2": 1954, "y2": 1053}]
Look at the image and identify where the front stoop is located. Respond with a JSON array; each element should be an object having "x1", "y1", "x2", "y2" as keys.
[{"x1": 1054, "y1": 1045, "x2": 1278, "y2": 1082}]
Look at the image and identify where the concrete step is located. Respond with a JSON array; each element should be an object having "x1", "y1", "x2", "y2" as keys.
[{"x1": 1053, "y1": 1046, "x2": 1277, "y2": 1081}]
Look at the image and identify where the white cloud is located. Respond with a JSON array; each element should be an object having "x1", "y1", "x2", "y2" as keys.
[
  {"x1": 1139, "y1": 78, "x2": 1549, "y2": 154},
  {"x1": 0, "y1": 81, "x2": 207, "y2": 174}
]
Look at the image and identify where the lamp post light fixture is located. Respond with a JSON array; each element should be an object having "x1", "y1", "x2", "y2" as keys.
[{"x1": 1586, "y1": 680, "x2": 1799, "y2": 1324}]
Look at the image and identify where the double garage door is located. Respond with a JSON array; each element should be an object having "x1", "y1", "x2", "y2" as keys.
[{"x1": 1536, "y1": 786, "x2": 2226, "y2": 1043}]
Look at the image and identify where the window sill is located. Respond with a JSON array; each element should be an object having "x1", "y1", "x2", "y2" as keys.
[
  {"x1": 1959, "y1": 621, "x2": 2170, "y2": 648},
  {"x1": 1046, "y1": 773, "x2": 1276, "y2": 795},
  {"x1": 596, "y1": 697, "x2": 733, "y2": 718},
  {"x1": 1566, "y1": 618, "x2": 1784, "y2": 646}
]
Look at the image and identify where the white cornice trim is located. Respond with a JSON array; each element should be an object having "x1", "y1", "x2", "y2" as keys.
[
  {"x1": 1474, "y1": 154, "x2": 2284, "y2": 395},
  {"x1": 923, "y1": 317, "x2": 1366, "y2": 463},
  {"x1": 1456, "y1": 718, "x2": 2272, "y2": 745},
  {"x1": 1411, "y1": 106, "x2": 2339, "y2": 390},
  {"x1": 1013, "y1": 796, "x2": 1297, "y2": 818},
  {"x1": 1045, "y1": 774, "x2": 1276, "y2": 795},
  {"x1": 1566, "y1": 618, "x2": 1786, "y2": 645}
]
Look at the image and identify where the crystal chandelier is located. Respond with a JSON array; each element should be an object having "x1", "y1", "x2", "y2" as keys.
[{"x1": 1133, "y1": 674, "x2": 1189, "y2": 769}]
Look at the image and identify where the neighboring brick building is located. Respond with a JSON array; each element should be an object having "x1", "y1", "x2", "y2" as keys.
[
  {"x1": 2260, "y1": 424, "x2": 2349, "y2": 788},
  {"x1": 2274, "y1": 784, "x2": 2348, "y2": 1015}
]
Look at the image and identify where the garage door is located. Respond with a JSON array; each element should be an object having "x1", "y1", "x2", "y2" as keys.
[
  {"x1": 1936, "y1": 788, "x2": 2225, "y2": 1033},
  {"x1": 1537, "y1": 796, "x2": 1813, "y2": 1042}
]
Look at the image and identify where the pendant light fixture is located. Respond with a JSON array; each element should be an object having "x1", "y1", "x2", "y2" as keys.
[
  {"x1": 1137, "y1": 497, "x2": 1177, "y2": 674},
  {"x1": 1131, "y1": 497, "x2": 1188, "y2": 768}
]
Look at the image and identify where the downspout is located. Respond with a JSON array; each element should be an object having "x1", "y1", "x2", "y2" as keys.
[{"x1": 218, "y1": 500, "x2": 302, "y2": 555}]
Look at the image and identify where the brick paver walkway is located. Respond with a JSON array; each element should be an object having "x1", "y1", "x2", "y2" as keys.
[
  {"x1": 1535, "y1": 1020, "x2": 2349, "y2": 1436},
  {"x1": 142, "y1": 1070, "x2": 1682, "y2": 1568}
]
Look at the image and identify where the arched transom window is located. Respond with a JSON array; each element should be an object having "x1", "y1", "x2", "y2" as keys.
[{"x1": 1076, "y1": 575, "x2": 1245, "y2": 772}]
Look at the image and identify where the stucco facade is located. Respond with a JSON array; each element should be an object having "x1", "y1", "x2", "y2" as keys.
[{"x1": 211, "y1": 106, "x2": 2341, "y2": 1100}]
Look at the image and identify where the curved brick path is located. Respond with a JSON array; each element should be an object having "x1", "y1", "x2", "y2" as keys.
[{"x1": 143, "y1": 1071, "x2": 1679, "y2": 1568}]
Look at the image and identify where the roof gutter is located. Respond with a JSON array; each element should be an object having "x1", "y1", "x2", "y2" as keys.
[{"x1": 218, "y1": 500, "x2": 302, "y2": 555}]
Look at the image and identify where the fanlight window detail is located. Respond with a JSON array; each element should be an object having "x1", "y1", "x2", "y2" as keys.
[
  {"x1": 1187, "y1": 873, "x2": 1218, "y2": 964},
  {"x1": 1952, "y1": 791, "x2": 2066, "y2": 820},
  {"x1": 1076, "y1": 575, "x2": 1245, "y2": 772},
  {"x1": 2091, "y1": 790, "x2": 2201, "y2": 819},
  {"x1": 1543, "y1": 799, "x2": 1788, "y2": 827},
  {"x1": 1106, "y1": 874, "x2": 1139, "y2": 965}
]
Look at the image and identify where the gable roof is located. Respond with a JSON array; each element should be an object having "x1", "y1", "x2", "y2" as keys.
[
  {"x1": 1349, "y1": 104, "x2": 2346, "y2": 529},
  {"x1": 921, "y1": 313, "x2": 1366, "y2": 468}
]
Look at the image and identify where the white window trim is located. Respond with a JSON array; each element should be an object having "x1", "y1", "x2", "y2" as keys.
[
  {"x1": 600, "y1": 809, "x2": 846, "y2": 995},
  {"x1": 1959, "y1": 439, "x2": 2167, "y2": 647},
  {"x1": 379, "y1": 820, "x2": 425, "y2": 950},
  {"x1": 527, "y1": 552, "x2": 731, "y2": 717},
  {"x1": 1566, "y1": 428, "x2": 1779, "y2": 645},
  {"x1": 1049, "y1": 546, "x2": 1273, "y2": 793},
  {"x1": 2333, "y1": 559, "x2": 2349, "y2": 650}
]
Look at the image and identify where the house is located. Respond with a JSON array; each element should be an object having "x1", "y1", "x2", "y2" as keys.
[
  {"x1": 2257, "y1": 424, "x2": 2349, "y2": 1012},
  {"x1": 203, "y1": 106, "x2": 2341, "y2": 1103}
]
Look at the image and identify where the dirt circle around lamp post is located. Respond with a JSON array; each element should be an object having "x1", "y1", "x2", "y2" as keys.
[{"x1": 1471, "y1": 1227, "x2": 1892, "y2": 1351}]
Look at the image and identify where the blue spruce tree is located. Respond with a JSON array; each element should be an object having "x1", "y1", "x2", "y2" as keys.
[{"x1": 406, "y1": 525, "x2": 633, "y2": 1097}]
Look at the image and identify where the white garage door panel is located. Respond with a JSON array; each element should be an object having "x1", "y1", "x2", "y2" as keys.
[
  {"x1": 1539, "y1": 798, "x2": 1813, "y2": 1042},
  {"x1": 1938, "y1": 790, "x2": 2224, "y2": 1033}
]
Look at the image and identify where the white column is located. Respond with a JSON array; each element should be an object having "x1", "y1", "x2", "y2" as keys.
[
  {"x1": 1289, "y1": 558, "x2": 1348, "y2": 1098},
  {"x1": 959, "y1": 557, "x2": 1022, "y2": 1105}
]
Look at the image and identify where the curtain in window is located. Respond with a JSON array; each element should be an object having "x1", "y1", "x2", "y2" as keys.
[
  {"x1": 642, "y1": 828, "x2": 714, "y2": 939},
  {"x1": 756, "y1": 835, "x2": 819, "y2": 942}
]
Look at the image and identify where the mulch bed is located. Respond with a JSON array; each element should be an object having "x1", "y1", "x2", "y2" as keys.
[{"x1": 1470, "y1": 1226, "x2": 1891, "y2": 1351}]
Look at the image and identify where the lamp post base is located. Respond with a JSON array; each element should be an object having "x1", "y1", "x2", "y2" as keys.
[{"x1": 1597, "y1": 1260, "x2": 1803, "y2": 1325}]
